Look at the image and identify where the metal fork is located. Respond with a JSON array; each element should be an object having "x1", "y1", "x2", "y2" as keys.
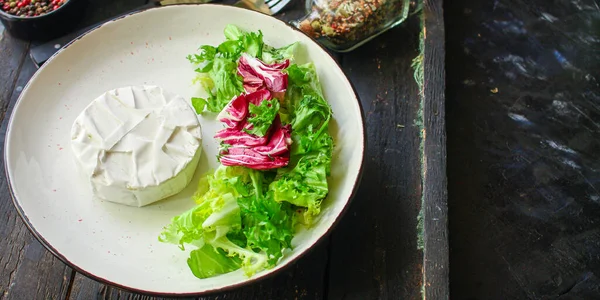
[{"x1": 232, "y1": 0, "x2": 293, "y2": 15}]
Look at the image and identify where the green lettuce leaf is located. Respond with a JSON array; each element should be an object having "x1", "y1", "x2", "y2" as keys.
[
  {"x1": 245, "y1": 99, "x2": 280, "y2": 137},
  {"x1": 262, "y1": 42, "x2": 298, "y2": 64},
  {"x1": 187, "y1": 244, "x2": 242, "y2": 279},
  {"x1": 237, "y1": 170, "x2": 295, "y2": 265},
  {"x1": 207, "y1": 233, "x2": 269, "y2": 277},
  {"x1": 191, "y1": 97, "x2": 207, "y2": 114},
  {"x1": 269, "y1": 62, "x2": 334, "y2": 222},
  {"x1": 269, "y1": 150, "x2": 331, "y2": 221},
  {"x1": 159, "y1": 165, "x2": 296, "y2": 278}
]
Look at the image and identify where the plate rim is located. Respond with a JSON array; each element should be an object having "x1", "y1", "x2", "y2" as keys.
[{"x1": 3, "y1": 4, "x2": 367, "y2": 297}]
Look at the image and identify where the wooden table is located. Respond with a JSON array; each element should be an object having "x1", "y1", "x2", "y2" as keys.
[{"x1": 0, "y1": 0, "x2": 448, "y2": 299}]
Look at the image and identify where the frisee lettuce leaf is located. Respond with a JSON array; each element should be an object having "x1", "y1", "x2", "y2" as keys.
[
  {"x1": 268, "y1": 62, "x2": 334, "y2": 222},
  {"x1": 159, "y1": 166, "x2": 297, "y2": 278},
  {"x1": 245, "y1": 99, "x2": 280, "y2": 137}
]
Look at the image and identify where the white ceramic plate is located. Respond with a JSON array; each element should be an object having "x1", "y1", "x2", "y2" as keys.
[{"x1": 4, "y1": 5, "x2": 365, "y2": 296}]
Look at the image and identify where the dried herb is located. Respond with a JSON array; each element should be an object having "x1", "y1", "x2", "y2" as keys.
[{"x1": 297, "y1": 0, "x2": 409, "y2": 50}]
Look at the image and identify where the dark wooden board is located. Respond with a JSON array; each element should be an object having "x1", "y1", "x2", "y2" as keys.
[
  {"x1": 326, "y1": 0, "x2": 448, "y2": 299},
  {"x1": 326, "y1": 17, "x2": 426, "y2": 300},
  {"x1": 0, "y1": 0, "x2": 449, "y2": 299},
  {"x1": 421, "y1": 0, "x2": 448, "y2": 299}
]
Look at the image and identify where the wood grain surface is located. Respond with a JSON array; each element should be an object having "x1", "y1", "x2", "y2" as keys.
[
  {"x1": 0, "y1": 0, "x2": 448, "y2": 299},
  {"x1": 421, "y1": 0, "x2": 448, "y2": 299}
]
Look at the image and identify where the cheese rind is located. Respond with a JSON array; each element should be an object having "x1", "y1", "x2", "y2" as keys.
[{"x1": 70, "y1": 85, "x2": 202, "y2": 207}]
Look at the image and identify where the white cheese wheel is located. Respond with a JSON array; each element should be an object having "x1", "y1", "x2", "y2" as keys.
[{"x1": 70, "y1": 85, "x2": 202, "y2": 207}]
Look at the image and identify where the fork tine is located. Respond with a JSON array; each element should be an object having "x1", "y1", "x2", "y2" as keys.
[
  {"x1": 234, "y1": 0, "x2": 273, "y2": 15},
  {"x1": 264, "y1": 0, "x2": 279, "y2": 6},
  {"x1": 268, "y1": 0, "x2": 291, "y2": 14}
]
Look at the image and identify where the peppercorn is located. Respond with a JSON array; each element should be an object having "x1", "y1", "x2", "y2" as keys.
[{"x1": 2, "y1": 0, "x2": 66, "y2": 16}]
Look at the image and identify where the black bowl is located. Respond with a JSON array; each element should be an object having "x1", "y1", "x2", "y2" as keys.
[{"x1": 0, "y1": 0, "x2": 88, "y2": 41}]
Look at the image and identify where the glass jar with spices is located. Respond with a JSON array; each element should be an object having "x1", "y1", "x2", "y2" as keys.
[{"x1": 293, "y1": 0, "x2": 413, "y2": 52}]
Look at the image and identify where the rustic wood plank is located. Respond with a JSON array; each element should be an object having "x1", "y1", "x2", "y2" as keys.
[
  {"x1": 4, "y1": 237, "x2": 73, "y2": 300},
  {"x1": 420, "y1": 0, "x2": 449, "y2": 299},
  {"x1": 69, "y1": 272, "x2": 195, "y2": 300},
  {"x1": 0, "y1": 25, "x2": 28, "y2": 120},
  {"x1": 326, "y1": 17, "x2": 426, "y2": 300}
]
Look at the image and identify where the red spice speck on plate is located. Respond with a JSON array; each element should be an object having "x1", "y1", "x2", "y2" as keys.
[
  {"x1": 130, "y1": 52, "x2": 134, "y2": 55},
  {"x1": 52, "y1": 189, "x2": 56, "y2": 192},
  {"x1": 58, "y1": 147, "x2": 63, "y2": 150},
  {"x1": 168, "y1": 36, "x2": 172, "y2": 40},
  {"x1": 78, "y1": 219, "x2": 83, "y2": 222}
]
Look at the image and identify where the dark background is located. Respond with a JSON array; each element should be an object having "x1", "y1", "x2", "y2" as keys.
[{"x1": 446, "y1": 0, "x2": 600, "y2": 299}]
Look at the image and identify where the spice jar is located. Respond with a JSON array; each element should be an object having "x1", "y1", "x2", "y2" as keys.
[{"x1": 293, "y1": 0, "x2": 412, "y2": 52}]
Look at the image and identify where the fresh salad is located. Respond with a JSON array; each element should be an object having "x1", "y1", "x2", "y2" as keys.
[{"x1": 158, "y1": 25, "x2": 334, "y2": 279}]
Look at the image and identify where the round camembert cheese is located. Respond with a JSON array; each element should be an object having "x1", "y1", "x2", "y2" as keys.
[{"x1": 70, "y1": 85, "x2": 203, "y2": 207}]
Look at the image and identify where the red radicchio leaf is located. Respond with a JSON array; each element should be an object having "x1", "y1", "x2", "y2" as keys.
[
  {"x1": 219, "y1": 147, "x2": 290, "y2": 170},
  {"x1": 246, "y1": 89, "x2": 271, "y2": 106},
  {"x1": 214, "y1": 125, "x2": 271, "y2": 147},
  {"x1": 238, "y1": 54, "x2": 289, "y2": 94},
  {"x1": 216, "y1": 116, "x2": 292, "y2": 169},
  {"x1": 252, "y1": 119, "x2": 292, "y2": 156},
  {"x1": 213, "y1": 57, "x2": 293, "y2": 170},
  {"x1": 216, "y1": 93, "x2": 248, "y2": 128},
  {"x1": 216, "y1": 89, "x2": 271, "y2": 129}
]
